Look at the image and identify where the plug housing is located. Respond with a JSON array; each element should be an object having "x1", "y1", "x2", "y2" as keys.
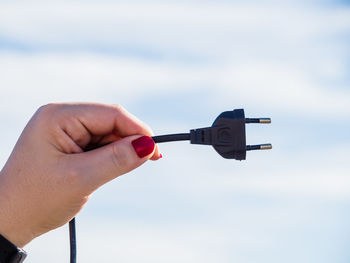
[{"x1": 190, "y1": 109, "x2": 247, "y2": 160}]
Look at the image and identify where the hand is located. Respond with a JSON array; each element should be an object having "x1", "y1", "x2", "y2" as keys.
[{"x1": 0, "y1": 103, "x2": 161, "y2": 247}]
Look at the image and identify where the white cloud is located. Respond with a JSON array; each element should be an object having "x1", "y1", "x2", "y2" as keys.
[
  {"x1": 217, "y1": 62, "x2": 350, "y2": 117},
  {"x1": 0, "y1": 53, "x2": 349, "y2": 120},
  {"x1": 0, "y1": 1, "x2": 349, "y2": 60},
  {"x1": 1, "y1": 1, "x2": 349, "y2": 118}
]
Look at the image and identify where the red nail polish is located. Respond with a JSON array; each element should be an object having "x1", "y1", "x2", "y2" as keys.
[
  {"x1": 159, "y1": 154, "x2": 163, "y2": 159},
  {"x1": 132, "y1": 136, "x2": 155, "y2": 158}
]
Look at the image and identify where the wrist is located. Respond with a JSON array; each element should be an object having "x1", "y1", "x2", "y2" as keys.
[{"x1": 0, "y1": 171, "x2": 34, "y2": 248}]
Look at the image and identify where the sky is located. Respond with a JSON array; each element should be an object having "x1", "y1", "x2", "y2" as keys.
[{"x1": 0, "y1": 0, "x2": 350, "y2": 262}]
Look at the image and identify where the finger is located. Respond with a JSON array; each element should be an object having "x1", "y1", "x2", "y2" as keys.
[
  {"x1": 52, "y1": 103, "x2": 161, "y2": 159},
  {"x1": 86, "y1": 133, "x2": 162, "y2": 161},
  {"x1": 54, "y1": 103, "x2": 149, "y2": 136},
  {"x1": 69, "y1": 135, "x2": 156, "y2": 191}
]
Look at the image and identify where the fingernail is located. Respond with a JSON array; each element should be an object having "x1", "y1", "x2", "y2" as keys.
[
  {"x1": 159, "y1": 154, "x2": 163, "y2": 159},
  {"x1": 132, "y1": 136, "x2": 155, "y2": 158}
]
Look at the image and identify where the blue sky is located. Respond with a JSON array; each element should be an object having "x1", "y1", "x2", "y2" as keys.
[{"x1": 0, "y1": 0, "x2": 350, "y2": 262}]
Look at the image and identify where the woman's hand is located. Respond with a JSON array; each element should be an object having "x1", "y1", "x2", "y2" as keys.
[{"x1": 0, "y1": 103, "x2": 161, "y2": 247}]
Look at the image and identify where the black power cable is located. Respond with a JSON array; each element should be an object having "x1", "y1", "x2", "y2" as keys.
[
  {"x1": 152, "y1": 133, "x2": 190, "y2": 143},
  {"x1": 69, "y1": 218, "x2": 76, "y2": 263},
  {"x1": 67, "y1": 109, "x2": 272, "y2": 262}
]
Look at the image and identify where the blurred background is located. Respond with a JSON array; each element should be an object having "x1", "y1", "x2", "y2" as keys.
[{"x1": 0, "y1": 0, "x2": 350, "y2": 262}]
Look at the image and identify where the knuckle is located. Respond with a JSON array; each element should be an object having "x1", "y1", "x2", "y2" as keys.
[
  {"x1": 33, "y1": 104, "x2": 65, "y2": 129},
  {"x1": 36, "y1": 103, "x2": 61, "y2": 119},
  {"x1": 111, "y1": 104, "x2": 128, "y2": 118},
  {"x1": 111, "y1": 143, "x2": 131, "y2": 172},
  {"x1": 38, "y1": 103, "x2": 58, "y2": 113},
  {"x1": 112, "y1": 103, "x2": 124, "y2": 112}
]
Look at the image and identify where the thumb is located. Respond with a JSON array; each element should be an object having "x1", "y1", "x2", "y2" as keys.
[{"x1": 70, "y1": 135, "x2": 156, "y2": 191}]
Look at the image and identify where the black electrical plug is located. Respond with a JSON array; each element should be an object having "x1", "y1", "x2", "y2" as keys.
[{"x1": 152, "y1": 109, "x2": 271, "y2": 160}]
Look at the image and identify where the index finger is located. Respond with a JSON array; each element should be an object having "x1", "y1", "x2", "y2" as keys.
[{"x1": 51, "y1": 102, "x2": 161, "y2": 158}]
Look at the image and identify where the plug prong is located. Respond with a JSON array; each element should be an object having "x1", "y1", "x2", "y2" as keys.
[
  {"x1": 246, "y1": 144, "x2": 272, "y2": 151},
  {"x1": 245, "y1": 118, "x2": 271, "y2": 124}
]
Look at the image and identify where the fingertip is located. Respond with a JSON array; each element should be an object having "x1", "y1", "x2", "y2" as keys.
[{"x1": 150, "y1": 143, "x2": 162, "y2": 161}]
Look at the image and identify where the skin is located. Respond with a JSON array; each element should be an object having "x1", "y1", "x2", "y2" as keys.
[{"x1": 0, "y1": 103, "x2": 161, "y2": 248}]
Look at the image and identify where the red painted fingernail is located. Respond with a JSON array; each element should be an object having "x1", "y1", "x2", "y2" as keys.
[
  {"x1": 132, "y1": 136, "x2": 155, "y2": 158},
  {"x1": 159, "y1": 154, "x2": 163, "y2": 159}
]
